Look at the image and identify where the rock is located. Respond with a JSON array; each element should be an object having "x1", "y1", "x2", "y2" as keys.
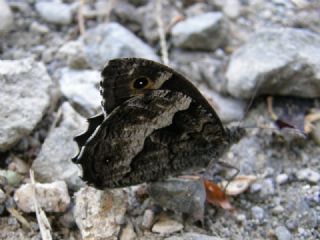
[
  {"x1": 0, "y1": 58, "x2": 52, "y2": 151},
  {"x1": 59, "y1": 68, "x2": 101, "y2": 116},
  {"x1": 0, "y1": 170, "x2": 22, "y2": 187},
  {"x1": 35, "y1": 2, "x2": 72, "y2": 25},
  {"x1": 260, "y1": 178, "x2": 276, "y2": 197},
  {"x1": 171, "y1": 12, "x2": 228, "y2": 51},
  {"x1": 30, "y1": 21, "x2": 49, "y2": 34},
  {"x1": 148, "y1": 178, "x2": 206, "y2": 222},
  {"x1": 58, "y1": 40, "x2": 90, "y2": 69},
  {"x1": 0, "y1": 0, "x2": 13, "y2": 35},
  {"x1": 276, "y1": 173, "x2": 289, "y2": 185},
  {"x1": 14, "y1": 181, "x2": 70, "y2": 213},
  {"x1": 152, "y1": 216, "x2": 183, "y2": 235},
  {"x1": 82, "y1": 22, "x2": 159, "y2": 69},
  {"x1": 0, "y1": 189, "x2": 6, "y2": 204},
  {"x1": 170, "y1": 50, "x2": 228, "y2": 92},
  {"x1": 200, "y1": 88, "x2": 246, "y2": 123},
  {"x1": 251, "y1": 206, "x2": 265, "y2": 220},
  {"x1": 166, "y1": 233, "x2": 223, "y2": 240},
  {"x1": 120, "y1": 222, "x2": 137, "y2": 240},
  {"x1": 275, "y1": 226, "x2": 292, "y2": 240},
  {"x1": 222, "y1": 0, "x2": 242, "y2": 19},
  {"x1": 74, "y1": 187, "x2": 128, "y2": 240},
  {"x1": 141, "y1": 209, "x2": 155, "y2": 230},
  {"x1": 32, "y1": 102, "x2": 86, "y2": 190},
  {"x1": 226, "y1": 28, "x2": 320, "y2": 99},
  {"x1": 296, "y1": 168, "x2": 320, "y2": 184}
]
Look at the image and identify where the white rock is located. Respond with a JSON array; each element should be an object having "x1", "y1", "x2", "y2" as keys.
[
  {"x1": 0, "y1": 0, "x2": 13, "y2": 35},
  {"x1": 152, "y1": 217, "x2": 183, "y2": 235},
  {"x1": 82, "y1": 22, "x2": 159, "y2": 69},
  {"x1": 59, "y1": 68, "x2": 101, "y2": 116},
  {"x1": 171, "y1": 12, "x2": 228, "y2": 51},
  {"x1": 14, "y1": 181, "x2": 70, "y2": 213},
  {"x1": 32, "y1": 102, "x2": 86, "y2": 190},
  {"x1": 35, "y1": 2, "x2": 72, "y2": 25},
  {"x1": 58, "y1": 40, "x2": 89, "y2": 69},
  {"x1": 0, "y1": 58, "x2": 52, "y2": 151},
  {"x1": 226, "y1": 28, "x2": 320, "y2": 99},
  {"x1": 74, "y1": 187, "x2": 128, "y2": 240},
  {"x1": 296, "y1": 169, "x2": 320, "y2": 184},
  {"x1": 276, "y1": 174, "x2": 289, "y2": 185}
]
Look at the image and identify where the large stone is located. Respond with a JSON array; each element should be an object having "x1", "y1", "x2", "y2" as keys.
[
  {"x1": 32, "y1": 102, "x2": 86, "y2": 190},
  {"x1": 0, "y1": 58, "x2": 52, "y2": 151},
  {"x1": 14, "y1": 181, "x2": 70, "y2": 213},
  {"x1": 35, "y1": 2, "x2": 72, "y2": 25},
  {"x1": 59, "y1": 68, "x2": 101, "y2": 117},
  {"x1": 0, "y1": 0, "x2": 13, "y2": 35},
  {"x1": 226, "y1": 28, "x2": 320, "y2": 98},
  {"x1": 82, "y1": 22, "x2": 159, "y2": 69},
  {"x1": 171, "y1": 12, "x2": 228, "y2": 51},
  {"x1": 74, "y1": 187, "x2": 128, "y2": 240}
]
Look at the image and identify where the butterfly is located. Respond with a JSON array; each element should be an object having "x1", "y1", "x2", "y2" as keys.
[{"x1": 72, "y1": 58, "x2": 245, "y2": 189}]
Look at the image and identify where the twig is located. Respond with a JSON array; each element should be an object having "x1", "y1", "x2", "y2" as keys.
[
  {"x1": 155, "y1": 0, "x2": 169, "y2": 65},
  {"x1": 30, "y1": 170, "x2": 52, "y2": 240},
  {"x1": 77, "y1": 0, "x2": 86, "y2": 35}
]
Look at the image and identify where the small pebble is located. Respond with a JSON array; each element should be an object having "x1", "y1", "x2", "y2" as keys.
[
  {"x1": 276, "y1": 174, "x2": 289, "y2": 185},
  {"x1": 296, "y1": 169, "x2": 320, "y2": 184},
  {"x1": 35, "y1": 2, "x2": 72, "y2": 25},
  {"x1": 152, "y1": 217, "x2": 183, "y2": 235},
  {"x1": 30, "y1": 22, "x2": 49, "y2": 34},
  {"x1": 275, "y1": 226, "x2": 292, "y2": 240},
  {"x1": 0, "y1": 170, "x2": 22, "y2": 187},
  {"x1": 0, "y1": 188, "x2": 6, "y2": 204},
  {"x1": 251, "y1": 206, "x2": 265, "y2": 220},
  {"x1": 272, "y1": 205, "x2": 284, "y2": 215},
  {"x1": 142, "y1": 209, "x2": 155, "y2": 230}
]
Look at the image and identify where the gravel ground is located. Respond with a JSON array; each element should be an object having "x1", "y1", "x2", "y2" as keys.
[{"x1": 0, "y1": 0, "x2": 319, "y2": 239}]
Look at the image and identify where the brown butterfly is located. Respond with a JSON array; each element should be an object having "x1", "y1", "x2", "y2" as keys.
[{"x1": 72, "y1": 58, "x2": 245, "y2": 189}]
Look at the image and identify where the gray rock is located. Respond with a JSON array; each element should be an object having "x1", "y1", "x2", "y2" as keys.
[
  {"x1": 59, "y1": 68, "x2": 101, "y2": 116},
  {"x1": 0, "y1": 170, "x2": 22, "y2": 187},
  {"x1": 32, "y1": 102, "x2": 86, "y2": 190},
  {"x1": 275, "y1": 226, "x2": 292, "y2": 240},
  {"x1": 14, "y1": 181, "x2": 70, "y2": 213},
  {"x1": 35, "y1": 2, "x2": 72, "y2": 25},
  {"x1": 296, "y1": 168, "x2": 320, "y2": 184},
  {"x1": 251, "y1": 206, "x2": 265, "y2": 220},
  {"x1": 0, "y1": 0, "x2": 13, "y2": 35},
  {"x1": 74, "y1": 187, "x2": 127, "y2": 240},
  {"x1": 148, "y1": 178, "x2": 206, "y2": 222},
  {"x1": 152, "y1": 217, "x2": 183, "y2": 235},
  {"x1": 170, "y1": 50, "x2": 228, "y2": 92},
  {"x1": 226, "y1": 28, "x2": 320, "y2": 98},
  {"x1": 200, "y1": 88, "x2": 245, "y2": 123},
  {"x1": 222, "y1": 0, "x2": 242, "y2": 19},
  {"x1": 166, "y1": 233, "x2": 223, "y2": 240},
  {"x1": 0, "y1": 58, "x2": 52, "y2": 151},
  {"x1": 171, "y1": 12, "x2": 228, "y2": 51},
  {"x1": 82, "y1": 22, "x2": 159, "y2": 69}
]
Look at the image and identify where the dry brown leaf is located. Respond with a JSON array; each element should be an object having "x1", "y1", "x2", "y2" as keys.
[
  {"x1": 203, "y1": 179, "x2": 234, "y2": 210},
  {"x1": 220, "y1": 175, "x2": 257, "y2": 196}
]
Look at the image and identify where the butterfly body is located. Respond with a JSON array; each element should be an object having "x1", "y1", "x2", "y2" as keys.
[{"x1": 72, "y1": 58, "x2": 245, "y2": 189}]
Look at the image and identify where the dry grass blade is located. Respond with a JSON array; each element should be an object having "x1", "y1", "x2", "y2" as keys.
[
  {"x1": 7, "y1": 207, "x2": 32, "y2": 230},
  {"x1": 77, "y1": 0, "x2": 86, "y2": 35},
  {"x1": 155, "y1": 0, "x2": 169, "y2": 65},
  {"x1": 30, "y1": 170, "x2": 52, "y2": 240}
]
